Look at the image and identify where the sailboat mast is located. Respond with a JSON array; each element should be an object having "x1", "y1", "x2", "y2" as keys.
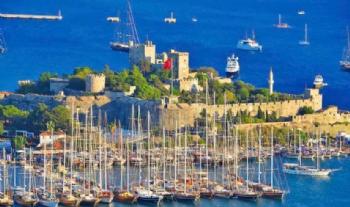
[
  {"x1": 147, "y1": 111, "x2": 151, "y2": 192},
  {"x1": 184, "y1": 127, "x2": 187, "y2": 193},
  {"x1": 43, "y1": 142, "x2": 47, "y2": 191},
  {"x1": 270, "y1": 127, "x2": 274, "y2": 188},
  {"x1": 305, "y1": 24, "x2": 308, "y2": 42},
  {"x1": 162, "y1": 127, "x2": 166, "y2": 190},
  {"x1": 205, "y1": 82, "x2": 209, "y2": 188},
  {"x1": 298, "y1": 130, "x2": 302, "y2": 166},
  {"x1": 246, "y1": 130, "x2": 249, "y2": 190},
  {"x1": 258, "y1": 126, "x2": 261, "y2": 184},
  {"x1": 174, "y1": 121, "x2": 177, "y2": 191}
]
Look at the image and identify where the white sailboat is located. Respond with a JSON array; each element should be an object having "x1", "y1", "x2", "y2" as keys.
[
  {"x1": 340, "y1": 26, "x2": 350, "y2": 70},
  {"x1": 274, "y1": 14, "x2": 290, "y2": 28},
  {"x1": 0, "y1": 29, "x2": 6, "y2": 54},
  {"x1": 0, "y1": 148, "x2": 13, "y2": 206},
  {"x1": 136, "y1": 111, "x2": 163, "y2": 204},
  {"x1": 299, "y1": 24, "x2": 310, "y2": 45},
  {"x1": 164, "y1": 12, "x2": 176, "y2": 24},
  {"x1": 283, "y1": 131, "x2": 334, "y2": 176}
]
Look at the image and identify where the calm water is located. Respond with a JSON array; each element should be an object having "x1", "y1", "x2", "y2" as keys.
[
  {"x1": 9, "y1": 157, "x2": 350, "y2": 207},
  {"x1": 0, "y1": 0, "x2": 350, "y2": 109}
]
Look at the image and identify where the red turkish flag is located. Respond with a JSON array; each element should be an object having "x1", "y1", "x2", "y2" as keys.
[{"x1": 163, "y1": 58, "x2": 172, "y2": 70}]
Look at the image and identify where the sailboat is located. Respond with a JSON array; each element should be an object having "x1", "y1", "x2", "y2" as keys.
[
  {"x1": 164, "y1": 12, "x2": 176, "y2": 24},
  {"x1": 236, "y1": 130, "x2": 260, "y2": 200},
  {"x1": 79, "y1": 108, "x2": 100, "y2": 206},
  {"x1": 214, "y1": 94, "x2": 232, "y2": 199},
  {"x1": 60, "y1": 106, "x2": 81, "y2": 207},
  {"x1": 136, "y1": 112, "x2": 163, "y2": 204},
  {"x1": 261, "y1": 128, "x2": 285, "y2": 199},
  {"x1": 0, "y1": 30, "x2": 6, "y2": 54},
  {"x1": 38, "y1": 140, "x2": 59, "y2": 207},
  {"x1": 200, "y1": 85, "x2": 214, "y2": 199},
  {"x1": 114, "y1": 128, "x2": 137, "y2": 203},
  {"x1": 174, "y1": 128, "x2": 199, "y2": 202},
  {"x1": 283, "y1": 131, "x2": 334, "y2": 176},
  {"x1": 0, "y1": 148, "x2": 14, "y2": 206},
  {"x1": 299, "y1": 24, "x2": 310, "y2": 45},
  {"x1": 274, "y1": 14, "x2": 290, "y2": 28},
  {"x1": 97, "y1": 116, "x2": 113, "y2": 204},
  {"x1": 340, "y1": 26, "x2": 350, "y2": 70},
  {"x1": 110, "y1": 0, "x2": 140, "y2": 52},
  {"x1": 14, "y1": 148, "x2": 39, "y2": 207}
]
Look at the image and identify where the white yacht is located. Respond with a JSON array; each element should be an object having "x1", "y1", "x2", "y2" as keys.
[
  {"x1": 164, "y1": 12, "x2": 176, "y2": 24},
  {"x1": 226, "y1": 54, "x2": 240, "y2": 77},
  {"x1": 298, "y1": 10, "x2": 305, "y2": 15},
  {"x1": 313, "y1": 75, "x2": 327, "y2": 88},
  {"x1": 107, "y1": 16, "x2": 120, "y2": 22},
  {"x1": 192, "y1": 17, "x2": 198, "y2": 22},
  {"x1": 283, "y1": 163, "x2": 332, "y2": 176},
  {"x1": 274, "y1": 14, "x2": 290, "y2": 28},
  {"x1": 340, "y1": 26, "x2": 350, "y2": 70},
  {"x1": 236, "y1": 30, "x2": 262, "y2": 51},
  {"x1": 299, "y1": 24, "x2": 310, "y2": 45}
]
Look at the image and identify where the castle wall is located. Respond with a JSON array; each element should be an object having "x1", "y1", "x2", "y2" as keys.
[{"x1": 159, "y1": 89, "x2": 322, "y2": 130}]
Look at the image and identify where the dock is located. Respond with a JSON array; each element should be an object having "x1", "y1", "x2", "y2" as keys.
[{"x1": 0, "y1": 10, "x2": 63, "y2": 21}]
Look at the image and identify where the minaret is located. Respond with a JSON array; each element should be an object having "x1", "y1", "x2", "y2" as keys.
[{"x1": 268, "y1": 67, "x2": 274, "y2": 95}]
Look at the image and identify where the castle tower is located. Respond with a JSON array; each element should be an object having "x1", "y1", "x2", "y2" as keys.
[
  {"x1": 268, "y1": 68, "x2": 274, "y2": 95},
  {"x1": 168, "y1": 49, "x2": 189, "y2": 80}
]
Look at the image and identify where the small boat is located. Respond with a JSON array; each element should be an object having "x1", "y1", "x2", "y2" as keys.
[
  {"x1": 106, "y1": 16, "x2": 120, "y2": 22},
  {"x1": 136, "y1": 189, "x2": 163, "y2": 204},
  {"x1": 340, "y1": 26, "x2": 350, "y2": 70},
  {"x1": 79, "y1": 194, "x2": 100, "y2": 206},
  {"x1": 299, "y1": 24, "x2": 310, "y2": 45},
  {"x1": 110, "y1": 41, "x2": 132, "y2": 52},
  {"x1": 59, "y1": 194, "x2": 80, "y2": 207},
  {"x1": 14, "y1": 192, "x2": 38, "y2": 207},
  {"x1": 313, "y1": 75, "x2": 327, "y2": 89},
  {"x1": 274, "y1": 14, "x2": 290, "y2": 28},
  {"x1": 113, "y1": 190, "x2": 137, "y2": 203},
  {"x1": 173, "y1": 192, "x2": 199, "y2": 202},
  {"x1": 236, "y1": 189, "x2": 260, "y2": 200},
  {"x1": 225, "y1": 54, "x2": 240, "y2": 78},
  {"x1": 38, "y1": 196, "x2": 59, "y2": 207},
  {"x1": 213, "y1": 185, "x2": 232, "y2": 198},
  {"x1": 298, "y1": 10, "x2": 305, "y2": 15},
  {"x1": 200, "y1": 188, "x2": 214, "y2": 199},
  {"x1": 0, "y1": 193, "x2": 14, "y2": 206},
  {"x1": 164, "y1": 12, "x2": 176, "y2": 24},
  {"x1": 97, "y1": 190, "x2": 113, "y2": 204},
  {"x1": 261, "y1": 186, "x2": 284, "y2": 199},
  {"x1": 192, "y1": 17, "x2": 198, "y2": 22},
  {"x1": 236, "y1": 30, "x2": 262, "y2": 51}
]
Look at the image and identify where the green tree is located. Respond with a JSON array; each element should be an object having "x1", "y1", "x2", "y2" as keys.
[
  {"x1": 12, "y1": 136, "x2": 26, "y2": 149},
  {"x1": 298, "y1": 106, "x2": 314, "y2": 115}
]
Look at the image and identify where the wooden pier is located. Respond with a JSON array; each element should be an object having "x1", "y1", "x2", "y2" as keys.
[{"x1": 0, "y1": 10, "x2": 62, "y2": 21}]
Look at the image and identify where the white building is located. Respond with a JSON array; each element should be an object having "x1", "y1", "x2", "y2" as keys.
[{"x1": 39, "y1": 130, "x2": 66, "y2": 146}]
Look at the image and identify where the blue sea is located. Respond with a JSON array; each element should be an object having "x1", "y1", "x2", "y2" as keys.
[{"x1": 0, "y1": 0, "x2": 350, "y2": 109}]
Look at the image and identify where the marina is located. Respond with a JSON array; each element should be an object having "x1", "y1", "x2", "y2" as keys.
[{"x1": 0, "y1": 0, "x2": 349, "y2": 206}]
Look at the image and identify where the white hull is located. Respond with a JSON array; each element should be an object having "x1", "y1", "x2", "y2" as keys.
[
  {"x1": 283, "y1": 167, "x2": 332, "y2": 176},
  {"x1": 38, "y1": 199, "x2": 59, "y2": 207}
]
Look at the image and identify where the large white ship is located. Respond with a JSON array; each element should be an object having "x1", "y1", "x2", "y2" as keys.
[
  {"x1": 236, "y1": 30, "x2": 262, "y2": 51},
  {"x1": 226, "y1": 54, "x2": 240, "y2": 77}
]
